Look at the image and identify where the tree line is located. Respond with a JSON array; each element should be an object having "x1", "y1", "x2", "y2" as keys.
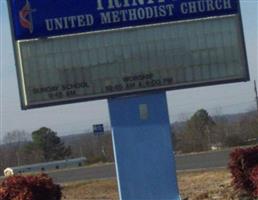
[
  {"x1": 0, "y1": 109, "x2": 257, "y2": 174},
  {"x1": 0, "y1": 127, "x2": 114, "y2": 174},
  {"x1": 173, "y1": 109, "x2": 258, "y2": 153}
]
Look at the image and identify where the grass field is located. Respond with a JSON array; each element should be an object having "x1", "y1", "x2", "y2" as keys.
[{"x1": 62, "y1": 169, "x2": 239, "y2": 200}]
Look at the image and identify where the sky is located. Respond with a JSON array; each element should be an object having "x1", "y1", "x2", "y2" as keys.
[{"x1": 0, "y1": 0, "x2": 257, "y2": 141}]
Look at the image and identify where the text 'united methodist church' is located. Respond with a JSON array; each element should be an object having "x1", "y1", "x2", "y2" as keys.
[{"x1": 45, "y1": 0, "x2": 234, "y2": 31}]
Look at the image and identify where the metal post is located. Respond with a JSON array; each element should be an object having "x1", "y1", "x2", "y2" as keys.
[{"x1": 108, "y1": 92, "x2": 180, "y2": 200}]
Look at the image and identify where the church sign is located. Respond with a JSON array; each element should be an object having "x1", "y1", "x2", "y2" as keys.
[{"x1": 7, "y1": 0, "x2": 249, "y2": 109}]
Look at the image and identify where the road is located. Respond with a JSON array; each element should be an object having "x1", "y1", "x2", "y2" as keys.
[
  {"x1": 49, "y1": 164, "x2": 116, "y2": 183},
  {"x1": 175, "y1": 149, "x2": 231, "y2": 171},
  {"x1": 0, "y1": 149, "x2": 231, "y2": 183},
  {"x1": 46, "y1": 149, "x2": 231, "y2": 183}
]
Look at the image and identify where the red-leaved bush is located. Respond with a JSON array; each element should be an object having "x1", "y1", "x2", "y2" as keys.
[
  {"x1": 228, "y1": 145, "x2": 258, "y2": 198},
  {"x1": 0, "y1": 173, "x2": 62, "y2": 200}
]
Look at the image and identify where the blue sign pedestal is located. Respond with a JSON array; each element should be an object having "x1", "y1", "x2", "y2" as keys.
[{"x1": 108, "y1": 92, "x2": 180, "y2": 200}]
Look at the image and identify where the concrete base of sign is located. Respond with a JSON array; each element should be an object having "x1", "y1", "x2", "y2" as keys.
[{"x1": 108, "y1": 92, "x2": 180, "y2": 200}]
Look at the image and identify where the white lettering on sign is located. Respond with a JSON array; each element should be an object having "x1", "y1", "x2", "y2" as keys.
[
  {"x1": 97, "y1": 0, "x2": 165, "y2": 10},
  {"x1": 45, "y1": 15, "x2": 94, "y2": 31},
  {"x1": 100, "y1": 5, "x2": 174, "y2": 24},
  {"x1": 181, "y1": 0, "x2": 232, "y2": 14},
  {"x1": 43, "y1": 0, "x2": 234, "y2": 32}
]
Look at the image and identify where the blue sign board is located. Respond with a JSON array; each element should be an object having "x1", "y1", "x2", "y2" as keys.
[
  {"x1": 93, "y1": 124, "x2": 104, "y2": 134},
  {"x1": 9, "y1": 0, "x2": 239, "y2": 40},
  {"x1": 108, "y1": 92, "x2": 180, "y2": 199}
]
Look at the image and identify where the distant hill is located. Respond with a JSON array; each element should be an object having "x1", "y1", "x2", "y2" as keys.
[
  {"x1": 213, "y1": 110, "x2": 257, "y2": 123},
  {"x1": 172, "y1": 110, "x2": 257, "y2": 132},
  {"x1": 1, "y1": 110, "x2": 256, "y2": 147}
]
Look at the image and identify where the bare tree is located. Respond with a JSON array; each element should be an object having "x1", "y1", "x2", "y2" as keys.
[{"x1": 3, "y1": 130, "x2": 30, "y2": 144}]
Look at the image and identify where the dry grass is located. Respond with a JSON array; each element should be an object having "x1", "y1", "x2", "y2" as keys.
[
  {"x1": 177, "y1": 169, "x2": 237, "y2": 200},
  {"x1": 62, "y1": 169, "x2": 239, "y2": 200},
  {"x1": 62, "y1": 179, "x2": 119, "y2": 200}
]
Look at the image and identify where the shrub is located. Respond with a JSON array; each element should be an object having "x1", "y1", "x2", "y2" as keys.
[
  {"x1": 0, "y1": 173, "x2": 62, "y2": 200},
  {"x1": 228, "y1": 145, "x2": 258, "y2": 198}
]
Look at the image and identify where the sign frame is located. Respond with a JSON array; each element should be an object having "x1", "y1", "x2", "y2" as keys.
[{"x1": 7, "y1": 0, "x2": 249, "y2": 110}]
